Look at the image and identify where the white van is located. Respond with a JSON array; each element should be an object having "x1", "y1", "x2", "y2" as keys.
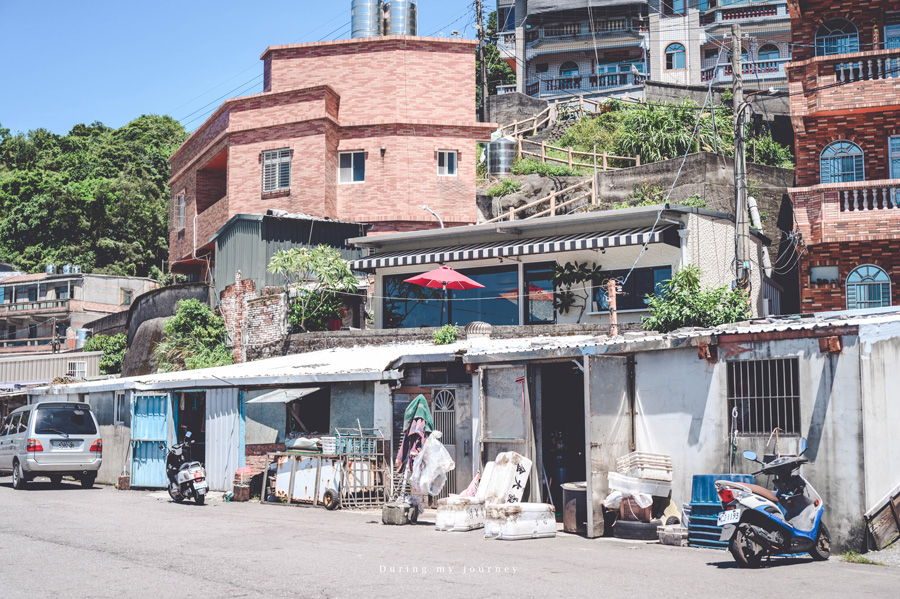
[{"x1": 0, "y1": 402, "x2": 102, "y2": 489}]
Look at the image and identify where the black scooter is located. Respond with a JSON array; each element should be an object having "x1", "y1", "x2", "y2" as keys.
[{"x1": 162, "y1": 431, "x2": 208, "y2": 505}]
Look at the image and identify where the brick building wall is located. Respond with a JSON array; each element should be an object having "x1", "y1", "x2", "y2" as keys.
[
  {"x1": 242, "y1": 443, "x2": 286, "y2": 479},
  {"x1": 787, "y1": 1, "x2": 884, "y2": 63},
  {"x1": 219, "y1": 273, "x2": 287, "y2": 363},
  {"x1": 799, "y1": 239, "x2": 900, "y2": 313},
  {"x1": 168, "y1": 37, "x2": 494, "y2": 273}
]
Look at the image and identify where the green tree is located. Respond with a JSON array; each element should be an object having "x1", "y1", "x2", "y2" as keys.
[
  {"x1": 83, "y1": 333, "x2": 127, "y2": 375},
  {"x1": 267, "y1": 245, "x2": 359, "y2": 332},
  {"x1": 642, "y1": 265, "x2": 751, "y2": 333},
  {"x1": 154, "y1": 299, "x2": 233, "y2": 372},
  {"x1": 0, "y1": 115, "x2": 187, "y2": 275},
  {"x1": 476, "y1": 11, "x2": 516, "y2": 110}
]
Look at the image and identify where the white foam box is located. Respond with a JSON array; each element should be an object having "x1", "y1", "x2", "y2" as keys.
[
  {"x1": 435, "y1": 498, "x2": 487, "y2": 532},
  {"x1": 484, "y1": 503, "x2": 557, "y2": 540},
  {"x1": 657, "y1": 525, "x2": 689, "y2": 547},
  {"x1": 608, "y1": 472, "x2": 672, "y2": 497},
  {"x1": 616, "y1": 452, "x2": 673, "y2": 482}
]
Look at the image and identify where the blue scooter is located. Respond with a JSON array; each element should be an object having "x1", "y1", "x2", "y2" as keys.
[{"x1": 715, "y1": 439, "x2": 831, "y2": 568}]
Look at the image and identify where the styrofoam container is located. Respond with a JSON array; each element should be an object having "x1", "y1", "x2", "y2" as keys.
[
  {"x1": 484, "y1": 503, "x2": 557, "y2": 540},
  {"x1": 657, "y1": 525, "x2": 689, "y2": 547},
  {"x1": 320, "y1": 436, "x2": 337, "y2": 455},
  {"x1": 608, "y1": 472, "x2": 672, "y2": 497},
  {"x1": 435, "y1": 499, "x2": 487, "y2": 531},
  {"x1": 616, "y1": 452, "x2": 673, "y2": 482}
]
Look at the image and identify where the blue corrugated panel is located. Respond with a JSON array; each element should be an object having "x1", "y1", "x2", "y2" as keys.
[
  {"x1": 130, "y1": 395, "x2": 170, "y2": 488},
  {"x1": 688, "y1": 474, "x2": 755, "y2": 550}
]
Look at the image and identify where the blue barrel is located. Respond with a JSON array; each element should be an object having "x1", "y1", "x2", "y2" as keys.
[{"x1": 687, "y1": 473, "x2": 754, "y2": 549}]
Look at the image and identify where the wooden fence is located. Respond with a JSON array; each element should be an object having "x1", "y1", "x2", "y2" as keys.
[{"x1": 484, "y1": 178, "x2": 597, "y2": 224}]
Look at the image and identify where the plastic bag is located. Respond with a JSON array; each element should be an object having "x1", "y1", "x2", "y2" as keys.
[
  {"x1": 633, "y1": 493, "x2": 653, "y2": 509},
  {"x1": 603, "y1": 490, "x2": 623, "y2": 510},
  {"x1": 409, "y1": 431, "x2": 456, "y2": 496}
]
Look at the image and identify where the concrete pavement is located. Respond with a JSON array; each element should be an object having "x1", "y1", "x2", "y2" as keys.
[{"x1": 0, "y1": 477, "x2": 896, "y2": 598}]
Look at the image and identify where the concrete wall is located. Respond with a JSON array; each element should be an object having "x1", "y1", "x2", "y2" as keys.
[
  {"x1": 605, "y1": 333, "x2": 869, "y2": 550},
  {"x1": 126, "y1": 283, "x2": 213, "y2": 345},
  {"x1": 88, "y1": 390, "x2": 131, "y2": 486},
  {"x1": 485, "y1": 92, "x2": 548, "y2": 128},
  {"x1": 329, "y1": 381, "x2": 375, "y2": 433}
]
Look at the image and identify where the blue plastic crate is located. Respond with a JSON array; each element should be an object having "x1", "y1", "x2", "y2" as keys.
[{"x1": 688, "y1": 474, "x2": 755, "y2": 549}]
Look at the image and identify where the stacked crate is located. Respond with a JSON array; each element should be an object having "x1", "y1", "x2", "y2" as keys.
[{"x1": 687, "y1": 474, "x2": 754, "y2": 549}]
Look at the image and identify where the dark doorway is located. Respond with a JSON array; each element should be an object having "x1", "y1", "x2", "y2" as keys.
[
  {"x1": 539, "y1": 362, "x2": 585, "y2": 514},
  {"x1": 175, "y1": 391, "x2": 206, "y2": 464}
]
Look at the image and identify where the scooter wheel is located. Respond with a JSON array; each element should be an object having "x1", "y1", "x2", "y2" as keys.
[
  {"x1": 809, "y1": 522, "x2": 831, "y2": 561},
  {"x1": 168, "y1": 486, "x2": 184, "y2": 503},
  {"x1": 195, "y1": 493, "x2": 206, "y2": 506},
  {"x1": 730, "y1": 525, "x2": 763, "y2": 569},
  {"x1": 323, "y1": 489, "x2": 340, "y2": 511}
]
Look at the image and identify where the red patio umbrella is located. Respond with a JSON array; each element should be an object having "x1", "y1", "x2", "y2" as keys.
[{"x1": 404, "y1": 266, "x2": 484, "y2": 325}]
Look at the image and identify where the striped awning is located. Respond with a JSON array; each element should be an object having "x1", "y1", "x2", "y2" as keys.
[{"x1": 352, "y1": 226, "x2": 677, "y2": 271}]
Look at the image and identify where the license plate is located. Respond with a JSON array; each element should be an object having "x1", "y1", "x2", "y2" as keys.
[
  {"x1": 717, "y1": 508, "x2": 741, "y2": 526},
  {"x1": 56, "y1": 441, "x2": 76, "y2": 449},
  {"x1": 194, "y1": 480, "x2": 208, "y2": 490}
]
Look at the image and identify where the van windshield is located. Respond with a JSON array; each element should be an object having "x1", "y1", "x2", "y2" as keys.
[{"x1": 34, "y1": 405, "x2": 97, "y2": 435}]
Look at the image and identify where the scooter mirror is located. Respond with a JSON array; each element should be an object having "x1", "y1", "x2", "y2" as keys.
[
  {"x1": 185, "y1": 431, "x2": 192, "y2": 439},
  {"x1": 800, "y1": 438, "x2": 807, "y2": 455},
  {"x1": 743, "y1": 450, "x2": 758, "y2": 462}
]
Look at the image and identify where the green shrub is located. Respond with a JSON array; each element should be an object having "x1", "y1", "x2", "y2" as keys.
[
  {"x1": 642, "y1": 265, "x2": 751, "y2": 333},
  {"x1": 485, "y1": 179, "x2": 522, "y2": 197},
  {"x1": 432, "y1": 324, "x2": 460, "y2": 345},
  {"x1": 511, "y1": 158, "x2": 580, "y2": 177},
  {"x1": 153, "y1": 299, "x2": 233, "y2": 372},
  {"x1": 83, "y1": 333, "x2": 127, "y2": 375}
]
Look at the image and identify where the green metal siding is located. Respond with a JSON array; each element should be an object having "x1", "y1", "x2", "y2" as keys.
[{"x1": 213, "y1": 216, "x2": 367, "y2": 302}]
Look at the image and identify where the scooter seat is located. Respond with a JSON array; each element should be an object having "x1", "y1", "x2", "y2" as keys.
[{"x1": 744, "y1": 483, "x2": 778, "y2": 504}]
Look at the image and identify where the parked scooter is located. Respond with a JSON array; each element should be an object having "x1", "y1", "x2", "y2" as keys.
[
  {"x1": 715, "y1": 439, "x2": 830, "y2": 568},
  {"x1": 163, "y1": 431, "x2": 208, "y2": 506}
]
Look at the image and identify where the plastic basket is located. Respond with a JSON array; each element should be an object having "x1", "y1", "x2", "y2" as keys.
[{"x1": 616, "y1": 452, "x2": 674, "y2": 482}]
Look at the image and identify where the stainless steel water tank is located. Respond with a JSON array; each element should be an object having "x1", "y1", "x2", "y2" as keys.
[
  {"x1": 351, "y1": 0, "x2": 383, "y2": 39},
  {"x1": 488, "y1": 137, "x2": 517, "y2": 175},
  {"x1": 383, "y1": 1, "x2": 417, "y2": 36}
]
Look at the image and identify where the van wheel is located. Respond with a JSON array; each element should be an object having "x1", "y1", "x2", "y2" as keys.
[
  {"x1": 80, "y1": 474, "x2": 96, "y2": 489},
  {"x1": 49, "y1": 475, "x2": 63, "y2": 487},
  {"x1": 809, "y1": 523, "x2": 831, "y2": 561},
  {"x1": 12, "y1": 460, "x2": 27, "y2": 490}
]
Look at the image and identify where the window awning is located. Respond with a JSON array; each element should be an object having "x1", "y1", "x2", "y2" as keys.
[
  {"x1": 246, "y1": 387, "x2": 321, "y2": 404},
  {"x1": 351, "y1": 226, "x2": 678, "y2": 271}
]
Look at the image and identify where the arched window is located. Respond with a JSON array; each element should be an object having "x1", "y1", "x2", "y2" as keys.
[
  {"x1": 816, "y1": 19, "x2": 859, "y2": 56},
  {"x1": 820, "y1": 141, "x2": 865, "y2": 183},
  {"x1": 847, "y1": 265, "x2": 892, "y2": 310},
  {"x1": 559, "y1": 61, "x2": 580, "y2": 78},
  {"x1": 758, "y1": 44, "x2": 780, "y2": 62},
  {"x1": 666, "y1": 43, "x2": 686, "y2": 70}
]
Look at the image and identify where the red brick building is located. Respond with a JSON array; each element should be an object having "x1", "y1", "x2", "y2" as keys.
[
  {"x1": 168, "y1": 36, "x2": 495, "y2": 278},
  {"x1": 787, "y1": 1, "x2": 900, "y2": 312}
]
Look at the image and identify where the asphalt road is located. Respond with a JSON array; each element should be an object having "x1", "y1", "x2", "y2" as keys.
[{"x1": 1, "y1": 477, "x2": 897, "y2": 599}]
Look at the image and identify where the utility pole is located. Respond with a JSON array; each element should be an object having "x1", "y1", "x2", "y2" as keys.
[
  {"x1": 732, "y1": 23, "x2": 751, "y2": 290},
  {"x1": 607, "y1": 279, "x2": 619, "y2": 337},
  {"x1": 476, "y1": 0, "x2": 488, "y2": 120}
]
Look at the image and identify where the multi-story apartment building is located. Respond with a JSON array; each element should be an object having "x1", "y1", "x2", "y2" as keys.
[
  {"x1": 787, "y1": 1, "x2": 900, "y2": 313},
  {"x1": 496, "y1": 0, "x2": 791, "y2": 101},
  {"x1": 168, "y1": 36, "x2": 494, "y2": 279},
  {"x1": 499, "y1": 0, "x2": 649, "y2": 99},
  {"x1": 0, "y1": 272, "x2": 156, "y2": 354}
]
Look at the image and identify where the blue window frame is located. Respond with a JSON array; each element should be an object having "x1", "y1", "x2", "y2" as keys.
[
  {"x1": 816, "y1": 19, "x2": 859, "y2": 56},
  {"x1": 847, "y1": 265, "x2": 892, "y2": 310},
  {"x1": 820, "y1": 141, "x2": 864, "y2": 184},
  {"x1": 757, "y1": 44, "x2": 780, "y2": 62}
]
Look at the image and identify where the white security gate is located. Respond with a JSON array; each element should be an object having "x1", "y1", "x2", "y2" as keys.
[{"x1": 205, "y1": 388, "x2": 244, "y2": 492}]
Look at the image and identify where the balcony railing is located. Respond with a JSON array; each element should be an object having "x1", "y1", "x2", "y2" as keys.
[
  {"x1": 835, "y1": 55, "x2": 900, "y2": 82},
  {"x1": 0, "y1": 336, "x2": 55, "y2": 351},
  {"x1": 702, "y1": 58, "x2": 789, "y2": 82},
  {"x1": 836, "y1": 183, "x2": 900, "y2": 212},
  {"x1": 531, "y1": 73, "x2": 641, "y2": 98},
  {"x1": 496, "y1": 84, "x2": 517, "y2": 95},
  {"x1": 721, "y1": 5, "x2": 779, "y2": 21},
  {"x1": 0, "y1": 299, "x2": 70, "y2": 315}
]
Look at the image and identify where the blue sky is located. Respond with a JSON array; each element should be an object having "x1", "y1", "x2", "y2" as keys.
[{"x1": 0, "y1": 1, "x2": 478, "y2": 135}]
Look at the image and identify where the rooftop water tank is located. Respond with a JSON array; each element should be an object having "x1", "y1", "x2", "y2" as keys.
[
  {"x1": 351, "y1": 0, "x2": 383, "y2": 39},
  {"x1": 45, "y1": 264, "x2": 55, "y2": 274},
  {"x1": 488, "y1": 137, "x2": 517, "y2": 176},
  {"x1": 383, "y1": 0, "x2": 417, "y2": 36}
]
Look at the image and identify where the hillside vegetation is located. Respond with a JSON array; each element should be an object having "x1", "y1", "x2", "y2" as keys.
[
  {"x1": 549, "y1": 98, "x2": 793, "y2": 171},
  {"x1": 0, "y1": 115, "x2": 188, "y2": 276}
]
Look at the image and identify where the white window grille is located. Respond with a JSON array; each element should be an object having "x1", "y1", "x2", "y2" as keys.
[
  {"x1": 66, "y1": 361, "x2": 87, "y2": 379},
  {"x1": 339, "y1": 151, "x2": 366, "y2": 183},
  {"x1": 262, "y1": 148, "x2": 292, "y2": 192},
  {"x1": 437, "y1": 150, "x2": 458, "y2": 176},
  {"x1": 727, "y1": 358, "x2": 800, "y2": 435},
  {"x1": 174, "y1": 194, "x2": 186, "y2": 230},
  {"x1": 114, "y1": 392, "x2": 127, "y2": 426}
]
